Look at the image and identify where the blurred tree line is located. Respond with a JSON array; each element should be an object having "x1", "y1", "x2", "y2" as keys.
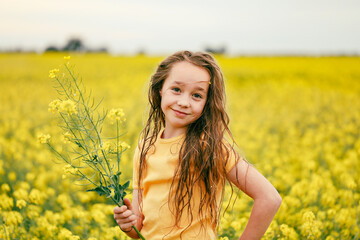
[
  {"x1": 44, "y1": 38, "x2": 108, "y2": 53},
  {"x1": 1, "y1": 38, "x2": 228, "y2": 55}
]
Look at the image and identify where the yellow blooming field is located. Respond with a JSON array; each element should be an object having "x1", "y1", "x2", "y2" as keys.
[{"x1": 0, "y1": 53, "x2": 359, "y2": 239}]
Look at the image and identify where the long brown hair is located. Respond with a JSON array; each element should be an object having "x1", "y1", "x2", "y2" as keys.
[{"x1": 138, "y1": 50, "x2": 240, "y2": 236}]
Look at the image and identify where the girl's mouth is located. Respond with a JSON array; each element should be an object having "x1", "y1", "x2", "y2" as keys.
[{"x1": 172, "y1": 109, "x2": 188, "y2": 117}]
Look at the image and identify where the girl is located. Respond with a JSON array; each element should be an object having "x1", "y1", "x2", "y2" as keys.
[{"x1": 114, "y1": 50, "x2": 282, "y2": 239}]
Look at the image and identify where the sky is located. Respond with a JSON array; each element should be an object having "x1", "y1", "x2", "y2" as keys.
[{"x1": 1, "y1": 0, "x2": 359, "y2": 55}]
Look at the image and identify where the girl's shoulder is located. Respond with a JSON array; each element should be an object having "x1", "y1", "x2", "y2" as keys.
[
  {"x1": 221, "y1": 137, "x2": 247, "y2": 171},
  {"x1": 133, "y1": 133, "x2": 160, "y2": 157}
]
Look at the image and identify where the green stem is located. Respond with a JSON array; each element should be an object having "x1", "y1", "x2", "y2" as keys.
[
  {"x1": 47, "y1": 143, "x2": 70, "y2": 163},
  {"x1": 65, "y1": 65, "x2": 112, "y2": 178},
  {"x1": 132, "y1": 226, "x2": 145, "y2": 240},
  {"x1": 56, "y1": 76, "x2": 109, "y2": 177},
  {"x1": 116, "y1": 120, "x2": 120, "y2": 172}
]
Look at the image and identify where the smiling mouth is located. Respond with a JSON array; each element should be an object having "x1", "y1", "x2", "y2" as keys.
[{"x1": 172, "y1": 109, "x2": 189, "y2": 116}]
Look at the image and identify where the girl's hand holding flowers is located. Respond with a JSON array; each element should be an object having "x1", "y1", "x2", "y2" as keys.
[{"x1": 114, "y1": 198, "x2": 137, "y2": 232}]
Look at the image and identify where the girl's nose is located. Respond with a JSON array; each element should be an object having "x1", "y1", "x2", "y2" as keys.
[{"x1": 177, "y1": 95, "x2": 190, "y2": 107}]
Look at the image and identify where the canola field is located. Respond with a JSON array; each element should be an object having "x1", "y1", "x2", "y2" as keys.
[{"x1": 0, "y1": 53, "x2": 359, "y2": 239}]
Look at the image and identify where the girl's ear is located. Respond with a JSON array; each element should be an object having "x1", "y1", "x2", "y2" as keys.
[{"x1": 159, "y1": 90, "x2": 162, "y2": 97}]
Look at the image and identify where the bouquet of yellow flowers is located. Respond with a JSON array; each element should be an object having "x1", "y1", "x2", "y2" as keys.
[{"x1": 42, "y1": 56, "x2": 144, "y2": 239}]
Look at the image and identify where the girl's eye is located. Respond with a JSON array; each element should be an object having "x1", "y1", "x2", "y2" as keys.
[
  {"x1": 193, "y1": 93, "x2": 202, "y2": 99},
  {"x1": 172, "y1": 87, "x2": 180, "y2": 93}
]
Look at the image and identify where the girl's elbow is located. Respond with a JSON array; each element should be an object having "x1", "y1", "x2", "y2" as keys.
[
  {"x1": 270, "y1": 192, "x2": 282, "y2": 209},
  {"x1": 260, "y1": 190, "x2": 282, "y2": 210},
  {"x1": 275, "y1": 194, "x2": 282, "y2": 208},
  {"x1": 255, "y1": 191, "x2": 282, "y2": 210}
]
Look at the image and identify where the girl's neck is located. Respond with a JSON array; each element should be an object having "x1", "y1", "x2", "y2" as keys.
[{"x1": 161, "y1": 126, "x2": 187, "y2": 139}]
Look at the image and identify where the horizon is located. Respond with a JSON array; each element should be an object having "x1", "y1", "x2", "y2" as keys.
[{"x1": 1, "y1": 0, "x2": 360, "y2": 56}]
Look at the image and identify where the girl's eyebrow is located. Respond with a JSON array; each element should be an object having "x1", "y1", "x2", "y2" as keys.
[{"x1": 174, "y1": 81, "x2": 206, "y2": 91}]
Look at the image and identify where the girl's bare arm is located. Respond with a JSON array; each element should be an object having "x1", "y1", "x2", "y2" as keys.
[{"x1": 227, "y1": 159, "x2": 282, "y2": 240}]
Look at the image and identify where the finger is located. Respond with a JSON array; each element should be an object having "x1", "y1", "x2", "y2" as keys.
[
  {"x1": 114, "y1": 209, "x2": 136, "y2": 222},
  {"x1": 113, "y1": 206, "x2": 123, "y2": 214},
  {"x1": 118, "y1": 217, "x2": 137, "y2": 225},
  {"x1": 119, "y1": 223, "x2": 133, "y2": 232},
  {"x1": 122, "y1": 209, "x2": 134, "y2": 218},
  {"x1": 123, "y1": 198, "x2": 133, "y2": 211},
  {"x1": 116, "y1": 217, "x2": 133, "y2": 225},
  {"x1": 119, "y1": 219, "x2": 137, "y2": 230},
  {"x1": 113, "y1": 205, "x2": 128, "y2": 214}
]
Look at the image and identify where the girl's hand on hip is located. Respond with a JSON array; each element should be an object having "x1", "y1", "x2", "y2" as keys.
[{"x1": 113, "y1": 198, "x2": 137, "y2": 232}]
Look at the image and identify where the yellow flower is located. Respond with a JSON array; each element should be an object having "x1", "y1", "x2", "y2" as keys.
[
  {"x1": 48, "y1": 99, "x2": 61, "y2": 113},
  {"x1": 8, "y1": 171, "x2": 16, "y2": 181},
  {"x1": 120, "y1": 141, "x2": 130, "y2": 150},
  {"x1": 46, "y1": 188, "x2": 56, "y2": 197},
  {"x1": 44, "y1": 210, "x2": 62, "y2": 226},
  {"x1": 62, "y1": 164, "x2": 78, "y2": 179},
  {"x1": 108, "y1": 108, "x2": 126, "y2": 124},
  {"x1": 49, "y1": 72, "x2": 56, "y2": 78},
  {"x1": 230, "y1": 219, "x2": 242, "y2": 232},
  {"x1": 327, "y1": 209, "x2": 336, "y2": 219},
  {"x1": 301, "y1": 211, "x2": 322, "y2": 238},
  {"x1": 109, "y1": 141, "x2": 131, "y2": 154},
  {"x1": 1, "y1": 183, "x2": 10, "y2": 192},
  {"x1": 13, "y1": 188, "x2": 28, "y2": 201},
  {"x1": 26, "y1": 205, "x2": 41, "y2": 219},
  {"x1": 29, "y1": 188, "x2": 43, "y2": 205},
  {"x1": 58, "y1": 228, "x2": 80, "y2": 240},
  {"x1": 38, "y1": 133, "x2": 51, "y2": 144},
  {"x1": 56, "y1": 193, "x2": 73, "y2": 209},
  {"x1": 64, "y1": 56, "x2": 71, "y2": 60},
  {"x1": 101, "y1": 141, "x2": 112, "y2": 152},
  {"x1": 3, "y1": 211, "x2": 23, "y2": 226},
  {"x1": 302, "y1": 211, "x2": 315, "y2": 222},
  {"x1": 346, "y1": 179, "x2": 357, "y2": 190},
  {"x1": 62, "y1": 132, "x2": 72, "y2": 144},
  {"x1": 19, "y1": 181, "x2": 30, "y2": 191},
  {"x1": 16, "y1": 199, "x2": 27, "y2": 209},
  {"x1": 35, "y1": 216, "x2": 58, "y2": 237},
  {"x1": 49, "y1": 68, "x2": 59, "y2": 78},
  {"x1": 0, "y1": 193, "x2": 14, "y2": 210},
  {"x1": 280, "y1": 224, "x2": 299, "y2": 239},
  {"x1": 90, "y1": 206, "x2": 107, "y2": 225},
  {"x1": 77, "y1": 191, "x2": 96, "y2": 203},
  {"x1": 0, "y1": 225, "x2": 10, "y2": 239},
  {"x1": 325, "y1": 236, "x2": 336, "y2": 240},
  {"x1": 59, "y1": 99, "x2": 77, "y2": 115},
  {"x1": 26, "y1": 172, "x2": 36, "y2": 181}
]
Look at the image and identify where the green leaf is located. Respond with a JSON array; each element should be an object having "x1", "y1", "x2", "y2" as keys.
[
  {"x1": 114, "y1": 189, "x2": 124, "y2": 203},
  {"x1": 75, "y1": 141, "x2": 82, "y2": 148},
  {"x1": 87, "y1": 186, "x2": 110, "y2": 197},
  {"x1": 111, "y1": 172, "x2": 122, "y2": 185},
  {"x1": 122, "y1": 180, "x2": 130, "y2": 190}
]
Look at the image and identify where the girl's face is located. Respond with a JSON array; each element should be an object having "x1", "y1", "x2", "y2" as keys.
[{"x1": 160, "y1": 61, "x2": 210, "y2": 138}]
